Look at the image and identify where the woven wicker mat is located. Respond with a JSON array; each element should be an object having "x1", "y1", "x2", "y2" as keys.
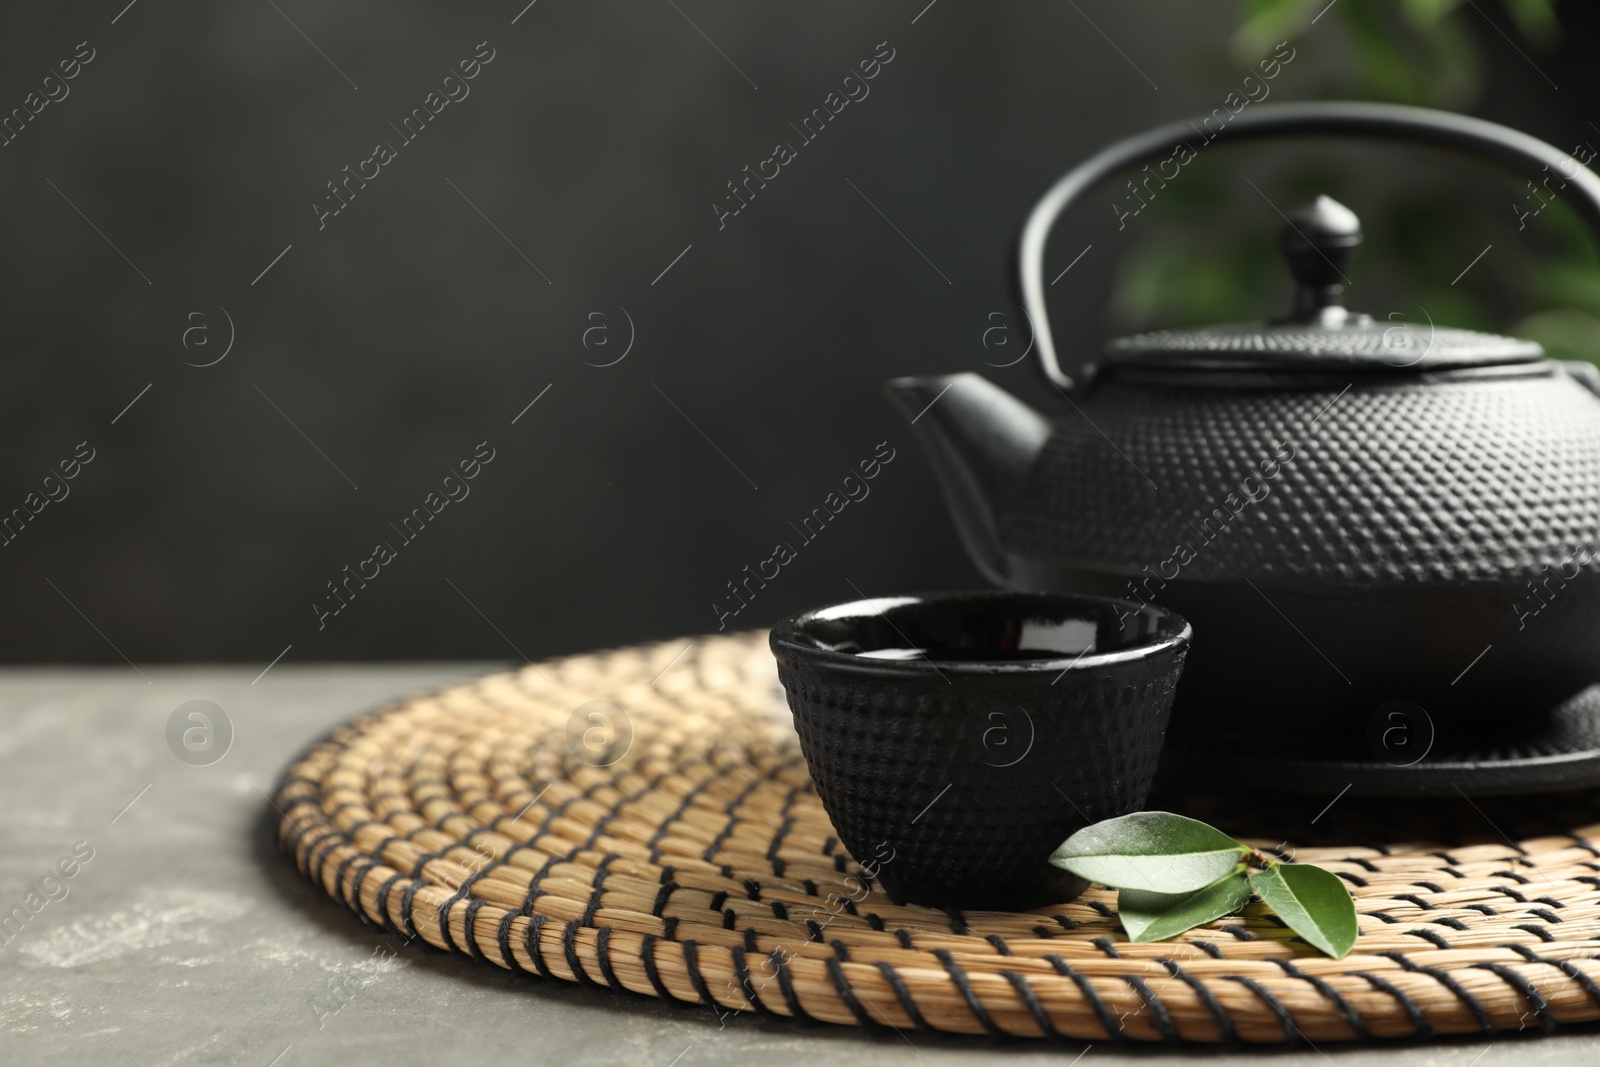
[{"x1": 272, "y1": 632, "x2": 1600, "y2": 1044}]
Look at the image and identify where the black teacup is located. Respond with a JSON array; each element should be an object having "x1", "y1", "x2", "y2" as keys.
[{"x1": 770, "y1": 591, "x2": 1191, "y2": 910}]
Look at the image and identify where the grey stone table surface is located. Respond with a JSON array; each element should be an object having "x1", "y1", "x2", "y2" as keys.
[{"x1": 3, "y1": 663, "x2": 1599, "y2": 1067}]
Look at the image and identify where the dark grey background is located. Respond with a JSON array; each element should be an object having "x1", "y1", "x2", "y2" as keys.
[{"x1": 0, "y1": 0, "x2": 1591, "y2": 665}]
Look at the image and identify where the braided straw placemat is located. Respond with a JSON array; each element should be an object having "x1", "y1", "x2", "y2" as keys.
[{"x1": 273, "y1": 632, "x2": 1600, "y2": 1044}]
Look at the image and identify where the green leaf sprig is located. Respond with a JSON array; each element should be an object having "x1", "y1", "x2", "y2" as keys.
[{"x1": 1048, "y1": 811, "x2": 1358, "y2": 958}]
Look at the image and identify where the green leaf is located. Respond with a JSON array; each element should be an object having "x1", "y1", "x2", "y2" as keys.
[
  {"x1": 1248, "y1": 863, "x2": 1359, "y2": 959},
  {"x1": 1048, "y1": 811, "x2": 1247, "y2": 893},
  {"x1": 1118, "y1": 869, "x2": 1253, "y2": 942}
]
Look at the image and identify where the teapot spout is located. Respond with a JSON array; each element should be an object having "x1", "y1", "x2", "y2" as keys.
[{"x1": 885, "y1": 372, "x2": 1051, "y2": 586}]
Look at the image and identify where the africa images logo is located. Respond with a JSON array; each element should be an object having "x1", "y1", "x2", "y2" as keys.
[{"x1": 712, "y1": 41, "x2": 897, "y2": 230}]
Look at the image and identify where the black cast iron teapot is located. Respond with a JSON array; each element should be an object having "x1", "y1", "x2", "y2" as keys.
[{"x1": 888, "y1": 102, "x2": 1600, "y2": 779}]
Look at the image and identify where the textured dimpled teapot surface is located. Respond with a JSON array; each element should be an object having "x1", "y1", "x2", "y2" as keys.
[
  {"x1": 1106, "y1": 323, "x2": 1542, "y2": 368},
  {"x1": 1009, "y1": 365, "x2": 1600, "y2": 589},
  {"x1": 896, "y1": 104, "x2": 1600, "y2": 787}
]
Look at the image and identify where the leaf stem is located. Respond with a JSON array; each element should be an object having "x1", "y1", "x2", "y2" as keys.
[{"x1": 1243, "y1": 848, "x2": 1276, "y2": 870}]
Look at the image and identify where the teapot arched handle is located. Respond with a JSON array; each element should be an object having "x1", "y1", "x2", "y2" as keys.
[{"x1": 1016, "y1": 101, "x2": 1600, "y2": 392}]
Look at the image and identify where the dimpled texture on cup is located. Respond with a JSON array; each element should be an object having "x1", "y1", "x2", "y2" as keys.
[{"x1": 775, "y1": 651, "x2": 1185, "y2": 910}]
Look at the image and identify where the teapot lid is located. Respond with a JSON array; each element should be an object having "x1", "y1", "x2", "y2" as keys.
[{"x1": 1104, "y1": 196, "x2": 1544, "y2": 372}]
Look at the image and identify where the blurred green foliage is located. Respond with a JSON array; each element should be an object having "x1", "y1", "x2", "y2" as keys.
[{"x1": 1109, "y1": 0, "x2": 1600, "y2": 363}]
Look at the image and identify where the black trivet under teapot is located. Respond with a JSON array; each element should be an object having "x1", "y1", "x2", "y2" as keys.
[{"x1": 889, "y1": 101, "x2": 1600, "y2": 795}]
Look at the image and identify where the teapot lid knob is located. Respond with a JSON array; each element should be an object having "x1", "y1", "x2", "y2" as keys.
[
  {"x1": 1106, "y1": 187, "x2": 1542, "y2": 371},
  {"x1": 1281, "y1": 196, "x2": 1361, "y2": 326}
]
